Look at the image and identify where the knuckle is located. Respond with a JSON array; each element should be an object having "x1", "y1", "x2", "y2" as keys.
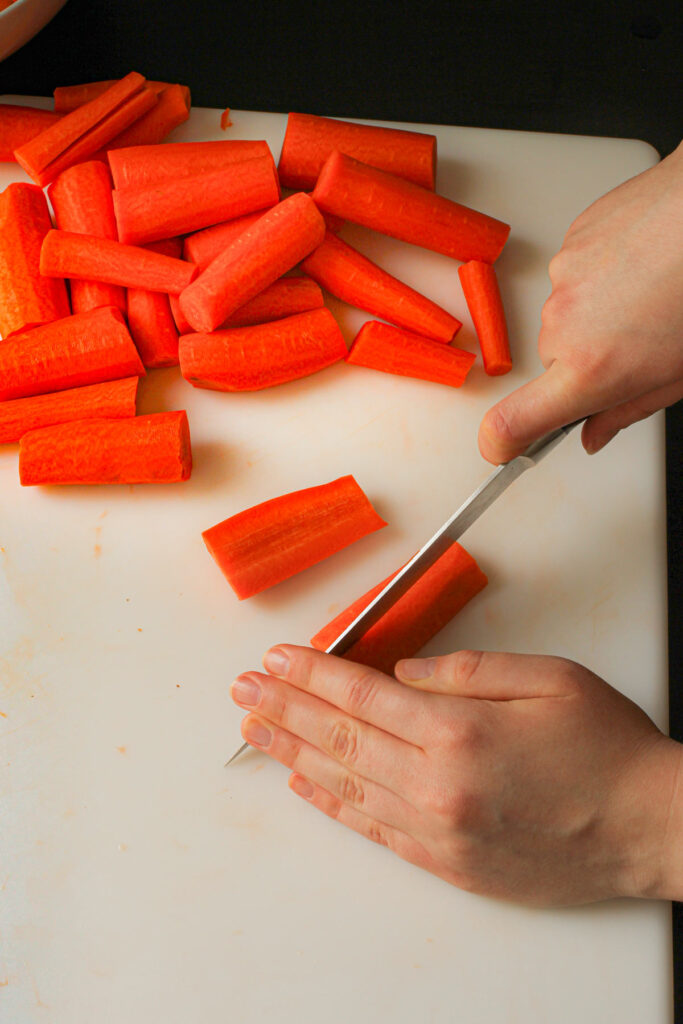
[
  {"x1": 338, "y1": 770, "x2": 366, "y2": 808},
  {"x1": 326, "y1": 718, "x2": 361, "y2": 765},
  {"x1": 344, "y1": 669, "x2": 380, "y2": 716},
  {"x1": 483, "y1": 405, "x2": 518, "y2": 449},
  {"x1": 365, "y1": 820, "x2": 391, "y2": 848},
  {"x1": 429, "y1": 787, "x2": 482, "y2": 831},
  {"x1": 452, "y1": 649, "x2": 485, "y2": 688}
]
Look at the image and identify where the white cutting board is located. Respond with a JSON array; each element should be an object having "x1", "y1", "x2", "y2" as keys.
[{"x1": 0, "y1": 100, "x2": 671, "y2": 1024}]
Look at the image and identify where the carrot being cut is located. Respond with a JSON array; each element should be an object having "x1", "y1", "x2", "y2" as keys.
[
  {"x1": 0, "y1": 377, "x2": 138, "y2": 444},
  {"x1": 0, "y1": 183, "x2": 70, "y2": 339},
  {"x1": 0, "y1": 306, "x2": 145, "y2": 401},
  {"x1": 47, "y1": 161, "x2": 126, "y2": 315},
  {"x1": 179, "y1": 192, "x2": 326, "y2": 333},
  {"x1": 458, "y1": 260, "x2": 512, "y2": 375},
  {"x1": 278, "y1": 111, "x2": 437, "y2": 191},
  {"x1": 311, "y1": 542, "x2": 488, "y2": 675},
  {"x1": 40, "y1": 230, "x2": 198, "y2": 294},
  {"x1": 0, "y1": 105, "x2": 62, "y2": 161},
  {"x1": 112, "y1": 154, "x2": 279, "y2": 244},
  {"x1": 312, "y1": 151, "x2": 510, "y2": 264},
  {"x1": 126, "y1": 238, "x2": 182, "y2": 367},
  {"x1": 179, "y1": 307, "x2": 347, "y2": 391},
  {"x1": 202, "y1": 475, "x2": 387, "y2": 600},
  {"x1": 102, "y1": 84, "x2": 191, "y2": 152},
  {"x1": 107, "y1": 139, "x2": 272, "y2": 189},
  {"x1": 53, "y1": 80, "x2": 189, "y2": 113},
  {"x1": 347, "y1": 321, "x2": 475, "y2": 387},
  {"x1": 300, "y1": 231, "x2": 461, "y2": 343},
  {"x1": 19, "y1": 410, "x2": 192, "y2": 486}
]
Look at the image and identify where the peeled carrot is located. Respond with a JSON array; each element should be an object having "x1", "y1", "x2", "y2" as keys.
[
  {"x1": 40, "y1": 230, "x2": 198, "y2": 294},
  {"x1": 183, "y1": 210, "x2": 275, "y2": 270},
  {"x1": 310, "y1": 542, "x2": 488, "y2": 675},
  {"x1": 107, "y1": 139, "x2": 272, "y2": 189},
  {"x1": 278, "y1": 111, "x2": 437, "y2": 191},
  {"x1": 223, "y1": 276, "x2": 324, "y2": 327},
  {"x1": 53, "y1": 80, "x2": 188, "y2": 113},
  {"x1": 112, "y1": 154, "x2": 279, "y2": 245},
  {"x1": 179, "y1": 307, "x2": 347, "y2": 391},
  {"x1": 0, "y1": 377, "x2": 138, "y2": 444},
  {"x1": 0, "y1": 183, "x2": 70, "y2": 339},
  {"x1": 102, "y1": 84, "x2": 191, "y2": 151},
  {"x1": 458, "y1": 260, "x2": 512, "y2": 375},
  {"x1": 126, "y1": 238, "x2": 182, "y2": 367},
  {"x1": 347, "y1": 320, "x2": 475, "y2": 387},
  {"x1": 300, "y1": 231, "x2": 461, "y2": 343},
  {"x1": 179, "y1": 192, "x2": 326, "y2": 333},
  {"x1": 0, "y1": 105, "x2": 62, "y2": 161},
  {"x1": 168, "y1": 294, "x2": 191, "y2": 334},
  {"x1": 19, "y1": 410, "x2": 192, "y2": 486},
  {"x1": 312, "y1": 151, "x2": 511, "y2": 264},
  {"x1": 47, "y1": 161, "x2": 126, "y2": 315},
  {"x1": 202, "y1": 475, "x2": 387, "y2": 600},
  {"x1": 0, "y1": 306, "x2": 145, "y2": 401}
]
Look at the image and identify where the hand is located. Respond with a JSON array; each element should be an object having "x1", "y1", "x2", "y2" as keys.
[
  {"x1": 479, "y1": 140, "x2": 683, "y2": 463},
  {"x1": 231, "y1": 645, "x2": 683, "y2": 906}
]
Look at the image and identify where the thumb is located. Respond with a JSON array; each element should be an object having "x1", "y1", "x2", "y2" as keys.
[{"x1": 395, "y1": 650, "x2": 578, "y2": 700}]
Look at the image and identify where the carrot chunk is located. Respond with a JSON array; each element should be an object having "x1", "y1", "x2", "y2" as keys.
[
  {"x1": 107, "y1": 139, "x2": 272, "y2": 189},
  {"x1": 458, "y1": 260, "x2": 512, "y2": 375},
  {"x1": 53, "y1": 80, "x2": 188, "y2": 113},
  {"x1": 104, "y1": 84, "x2": 191, "y2": 151},
  {"x1": 223, "y1": 276, "x2": 324, "y2": 327},
  {"x1": 0, "y1": 105, "x2": 62, "y2": 161},
  {"x1": 347, "y1": 321, "x2": 475, "y2": 387},
  {"x1": 126, "y1": 238, "x2": 183, "y2": 367},
  {"x1": 0, "y1": 377, "x2": 138, "y2": 444},
  {"x1": 183, "y1": 210, "x2": 275, "y2": 270}
]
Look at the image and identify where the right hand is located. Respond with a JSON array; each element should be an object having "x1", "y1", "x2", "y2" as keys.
[{"x1": 479, "y1": 140, "x2": 683, "y2": 464}]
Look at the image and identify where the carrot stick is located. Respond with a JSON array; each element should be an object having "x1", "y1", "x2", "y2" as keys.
[
  {"x1": 169, "y1": 294, "x2": 191, "y2": 334},
  {"x1": 202, "y1": 475, "x2": 387, "y2": 600},
  {"x1": 183, "y1": 210, "x2": 275, "y2": 270},
  {"x1": 458, "y1": 260, "x2": 512, "y2": 375},
  {"x1": 0, "y1": 183, "x2": 70, "y2": 339},
  {"x1": 300, "y1": 231, "x2": 461, "y2": 343},
  {"x1": 179, "y1": 307, "x2": 347, "y2": 391},
  {"x1": 347, "y1": 320, "x2": 475, "y2": 387},
  {"x1": 40, "y1": 230, "x2": 198, "y2": 294},
  {"x1": 107, "y1": 139, "x2": 272, "y2": 189},
  {"x1": 126, "y1": 238, "x2": 182, "y2": 367},
  {"x1": 15, "y1": 72, "x2": 158, "y2": 187},
  {"x1": 179, "y1": 192, "x2": 325, "y2": 333},
  {"x1": 112, "y1": 154, "x2": 279, "y2": 245},
  {"x1": 0, "y1": 306, "x2": 145, "y2": 401},
  {"x1": 0, "y1": 105, "x2": 62, "y2": 161},
  {"x1": 53, "y1": 80, "x2": 188, "y2": 112},
  {"x1": 310, "y1": 542, "x2": 488, "y2": 675},
  {"x1": 278, "y1": 111, "x2": 437, "y2": 191},
  {"x1": 224, "y1": 276, "x2": 324, "y2": 326},
  {"x1": 19, "y1": 410, "x2": 192, "y2": 486},
  {"x1": 102, "y1": 84, "x2": 191, "y2": 152},
  {"x1": 312, "y1": 151, "x2": 511, "y2": 264},
  {"x1": 0, "y1": 377, "x2": 138, "y2": 444},
  {"x1": 47, "y1": 160, "x2": 126, "y2": 315}
]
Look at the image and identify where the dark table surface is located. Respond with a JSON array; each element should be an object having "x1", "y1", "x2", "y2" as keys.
[{"x1": 1, "y1": 0, "x2": 681, "y2": 1014}]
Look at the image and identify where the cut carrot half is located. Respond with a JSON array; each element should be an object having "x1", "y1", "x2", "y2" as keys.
[{"x1": 346, "y1": 320, "x2": 475, "y2": 387}]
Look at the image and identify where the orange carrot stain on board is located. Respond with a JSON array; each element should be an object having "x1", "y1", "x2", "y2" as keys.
[
  {"x1": 94, "y1": 524, "x2": 102, "y2": 558},
  {"x1": 116, "y1": 745, "x2": 127, "y2": 754}
]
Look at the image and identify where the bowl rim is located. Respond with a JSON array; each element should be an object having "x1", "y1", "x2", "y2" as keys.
[{"x1": 0, "y1": 0, "x2": 65, "y2": 20}]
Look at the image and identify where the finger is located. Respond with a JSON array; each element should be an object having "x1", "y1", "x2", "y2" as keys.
[
  {"x1": 582, "y1": 378, "x2": 683, "y2": 453},
  {"x1": 394, "y1": 650, "x2": 578, "y2": 699}
]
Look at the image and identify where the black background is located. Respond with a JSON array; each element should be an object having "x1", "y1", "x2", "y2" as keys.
[{"x1": 1, "y1": 0, "x2": 681, "y2": 1015}]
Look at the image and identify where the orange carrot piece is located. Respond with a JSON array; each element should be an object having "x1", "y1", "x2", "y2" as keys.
[
  {"x1": 279, "y1": 111, "x2": 437, "y2": 191},
  {"x1": 53, "y1": 80, "x2": 187, "y2": 112},
  {"x1": 347, "y1": 320, "x2": 475, "y2": 387},
  {"x1": 179, "y1": 192, "x2": 325, "y2": 332},
  {"x1": 19, "y1": 410, "x2": 192, "y2": 486},
  {"x1": 183, "y1": 210, "x2": 275, "y2": 270},
  {"x1": 47, "y1": 161, "x2": 126, "y2": 315},
  {"x1": 40, "y1": 230, "x2": 198, "y2": 294},
  {"x1": 0, "y1": 306, "x2": 145, "y2": 401},
  {"x1": 169, "y1": 293, "x2": 191, "y2": 334},
  {"x1": 312, "y1": 151, "x2": 511, "y2": 264},
  {"x1": 0, "y1": 377, "x2": 138, "y2": 444},
  {"x1": 179, "y1": 307, "x2": 347, "y2": 392},
  {"x1": 458, "y1": 260, "x2": 512, "y2": 376},
  {"x1": 126, "y1": 238, "x2": 182, "y2": 367},
  {"x1": 300, "y1": 231, "x2": 461, "y2": 343},
  {"x1": 112, "y1": 154, "x2": 279, "y2": 245},
  {"x1": 202, "y1": 475, "x2": 386, "y2": 600},
  {"x1": 0, "y1": 183, "x2": 70, "y2": 339},
  {"x1": 102, "y1": 84, "x2": 191, "y2": 151},
  {"x1": 220, "y1": 108, "x2": 232, "y2": 129},
  {"x1": 107, "y1": 139, "x2": 272, "y2": 189},
  {"x1": 224, "y1": 276, "x2": 324, "y2": 327},
  {"x1": 0, "y1": 105, "x2": 62, "y2": 161},
  {"x1": 311, "y1": 542, "x2": 488, "y2": 675}
]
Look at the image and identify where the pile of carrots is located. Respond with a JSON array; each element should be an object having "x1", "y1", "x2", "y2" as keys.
[{"x1": 0, "y1": 73, "x2": 511, "y2": 667}]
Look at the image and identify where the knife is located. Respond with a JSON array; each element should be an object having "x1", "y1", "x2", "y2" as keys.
[{"x1": 226, "y1": 420, "x2": 581, "y2": 765}]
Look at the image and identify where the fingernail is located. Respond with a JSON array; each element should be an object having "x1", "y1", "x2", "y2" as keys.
[
  {"x1": 243, "y1": 719, "x2": 272, "y2": 748},
  {"x1": 290, "y1": 774, "x2": 314, "y2": 799},
  {"x1": 231, "y1": 676, "x2": 261, "y2": 706},
  {"x1": 263, "y1": 647, "x2": 289, "y2": 677},
  {"x1": 397, "y1": 657, "x2": 436, "y2": 680}
]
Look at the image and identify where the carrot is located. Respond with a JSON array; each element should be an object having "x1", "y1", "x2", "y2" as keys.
[
  {"x1": 346, "y1": 320, "x2": 475, "y2": 388},
  {"x1": 220, "y1": 108, "x2": 232, "y2": 129},
  {"x1": 19, "y1": 410, "x2": 192, "y2": 486},
  {"x1": 202, "y1": 475, "x2": 387, "y2": 600},
  {"x1": 0, "y1": 183, "x2": 70, "y2": 339},
  {"x1": 126, "y1": 238, "x2": 182, "y2": 367},
  {"x1": 169, "y1": 294, "x2": 191, "y2": 334},
  {"x1": 179, "y1": 307, "x2": 347, "y2": 391},
  {"x1": 112, "y1": 154, "x2": 279, "y2": 245},
  {"x1": 15, "y1": 72, "x2": 158, "y2": 187},
  {"x1": 179, "y1": 192, "x2": 326, "y2": 333},
  {"x1": 40, "y1": 230, "x2": 198, "y2": 294},
  {"x1": 53, "y1": 80, "x2": 189, "y2": 113},
  {"x1": 107, "y1": 139, "x2": 272, "y2": 189},
  {"x1": 47, "y1": 161, "x2": 126, "y2": 315},
  {"x1": 0, "y1": 306, "x2": 145, "y2": 401},
  {"x1": 278, "y1": 111, "x2": 437, "y2": 191},
  {"x1": 102, "y1": 84, "x2": 191, "y2": 152},
  {"x1": 183, "y1": 210, "x2": 275, "y2": 270},
  {"x1": 0, "y1": 377, "x2": 138, "y2": 444},
  {"x1": 458, "y1": 260, "x2": 512, "y2": 375},
  {"x1": 300, "y1": 231, "x2": 461, "y2": 343},
  {"x1": 310, "y1": 542, "x2": 488, "y2": 675},
  {"x1": 312, "y1": 151, "x2": 511, "y2": 264},
  {"x1": 223, "y1": 276, "x2": 324, "y2": 327},
  {"x1": 0, "y1": 105, "x2": 62, "y2": 161}
]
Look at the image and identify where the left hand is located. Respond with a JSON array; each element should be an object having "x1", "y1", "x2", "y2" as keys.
[{"x1": 230, "y1": 645, "x2": 682, "y2": 906}]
